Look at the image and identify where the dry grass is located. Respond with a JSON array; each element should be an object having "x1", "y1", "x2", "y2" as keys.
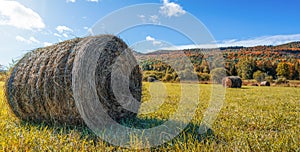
[{"x1": 0, "y1": 81, "x2": 299, "y2": 151}]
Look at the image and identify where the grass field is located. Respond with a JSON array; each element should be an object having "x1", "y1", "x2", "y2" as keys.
[{"x1": 0, "y1": 81, "x2": 299, "y2": 151}]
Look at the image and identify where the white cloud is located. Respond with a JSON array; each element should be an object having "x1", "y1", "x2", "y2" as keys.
[
  {"x1": 29, "y1": 37, "x2": 40, "y2": 43},
  {"x1": 138, "y1": 15, "x2": 145, "y2": 19},
  {"x1": 150, "y1": 15, "x2": 159, "y2": 23},
  {"x1": 160, "y1": 0, "x2": 186, "y2": 17},
  {"x1": 146, "y1": 36, "x2": 162, "y2": 46},
  {"x1": 15, "y1": 35, "x2": 27, "y2": 43},
  {"x1": 62, "y1": 33, "x2": 69, "y2": 38},
  {"x1": 146, "y1": 36, "x2": 155, "y2": 41},
  {"x1": 87, "y1": 28, "x2": 94, "y2": 35},
  {"x1": 67, "y1": 0, "x2": 99, "y2": 3},
  {"x1": 153, "y1": 41, "x2": 162, "y2": 45},
  {"x1": 56, "y1": 25, "x2": 73, "y2": 33},
  {"x1": 160, "y1": 44, "x2": 217, "y2": 50},
  {"x1": 66, "y1": 0, "x2": 76, "y2": 3},
  {"x1": 54, "y1": 33, "x2": 62, "y2": 37},
  {"x1": 0, "y1": 0, "x2": 45, "y2": 30},
  {"x1": 55, "y1": 25, "x2": 74, "y2": 39},
  {"x1": 87, "y1": 0, "x2": 98, "y2": 2},
  {"x1": 83, "y1": 27, "x2": 89, "y2": 30},
  {"x1": 218, "y1": 34, "x2": 300, "y2": 47},
  {"x1": 138, "y1": 15, "x2": 146, "y2": 22},
  {"x1": 138, "y1": 14, "x2": 160, "y2": 24},
  {"x1": 43, "y1": 42, "x2": 53, "y2": 47},
  {"x1": 159, "y1": 34, "x2": 300, "y2": 50},
  {"x1": 16, "y1": 36, "x2": 40, "y2": 44}
]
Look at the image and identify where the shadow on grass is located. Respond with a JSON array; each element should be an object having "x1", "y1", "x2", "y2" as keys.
[{"x1": 19, "y1": 116, "x2": 224, "y2": 149}]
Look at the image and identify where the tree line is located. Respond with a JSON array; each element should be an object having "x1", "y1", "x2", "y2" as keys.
[{"x1": 137, "y1": 44, "x2": 300, "y2": 82}]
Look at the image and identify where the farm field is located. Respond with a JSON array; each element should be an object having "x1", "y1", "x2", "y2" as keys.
[{"x1": 0, "y1": 81, "x2": 299, "y2": 151}]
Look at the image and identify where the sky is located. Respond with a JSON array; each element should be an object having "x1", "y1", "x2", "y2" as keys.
[{"x1": 0, "y1": 0, "x2": 300, "y2": 66}]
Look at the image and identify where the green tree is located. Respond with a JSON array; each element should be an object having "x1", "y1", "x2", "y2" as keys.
[
  {"x1": 237, "y1": 58, "x2": 256, "y2": 79},
  {"x1": 210, "y1": 68, "x2": 226, "y2": 84},
  {"x1": 211, "y1": 56, "x2": 225, "y2": 69},
  {"x1": 200, "y1": 60, "x2": 210, "y2": 73},
  {"x1": 294, "y1": 61, "x2": 300, "y2": 80},
  {"x1": 276, "y1": 62, "x2": 290, "y2": 78},
  {"x1": 229, "y1": 65, "x2": 237, "y2": 76},
  {"x1": 203, "y1": 66, "x2": 210, "y2": 74},
  {"x1": 253, "y1": 70, "x2": 267, "y2": 82}
]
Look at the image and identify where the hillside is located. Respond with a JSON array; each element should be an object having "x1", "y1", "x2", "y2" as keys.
[{"x1": 136, "y1": 41, "x2": 300, "y2": 57}]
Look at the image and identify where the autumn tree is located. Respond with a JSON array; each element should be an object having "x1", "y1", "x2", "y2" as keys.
[
  {"x1": 276, "y1": 62, "x2": 290, "y2": 78},
  {"x1": 294, "y1": 61, "x2": 300, "y2": 80},
  {"x1": 289, "y1": 61, "x2": 300, "y2": 80}
]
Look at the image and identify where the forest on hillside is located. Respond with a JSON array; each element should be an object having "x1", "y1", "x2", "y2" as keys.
[{"x1": 135, "y1": 42, "x2": 300, "y2": 83}]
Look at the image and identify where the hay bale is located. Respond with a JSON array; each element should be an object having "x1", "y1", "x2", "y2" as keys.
[
  {"x1": 248, "y1": 83, "x2": 258, "y2": 86},
  {"x1": 222, "y1": 76, "x2": 242, "y2": 88},
  {"x1": 147, "y1": 77, "x2": 156, "y2": 82},
  {"x1": 260, "y1": 81, "x2": 270, "y2": 86},
  {"x1": 5, "y1": 35, "x2": 142, "y2": 125}
]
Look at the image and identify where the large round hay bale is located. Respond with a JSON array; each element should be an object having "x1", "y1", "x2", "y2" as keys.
[
  {"x1": 5, "y1": 35, "x2": 142, "y2": 125},
  {"x1": 222, "y1": 76, "x2": 242, "y2": 88},
  {"x1": 260, "y1": 81, "x2": 270, "y2": 86}
]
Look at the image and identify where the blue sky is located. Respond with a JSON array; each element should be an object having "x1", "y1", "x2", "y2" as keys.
[{"x1": 0, "y1": 0, "x2": 300, "y2": 66}]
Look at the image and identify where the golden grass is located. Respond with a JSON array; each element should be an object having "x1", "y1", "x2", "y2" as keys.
[{"x1": 0, "y1": 82, "x2": 299, "y2": 151}]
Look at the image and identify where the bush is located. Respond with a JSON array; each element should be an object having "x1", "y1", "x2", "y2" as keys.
[
  {"x1": 253, "y1": 70, "x2": 267, "y2": 82},
  {"x1": 266, "y1": 76, "x2": 274, "y2": 83},
  {"x1": 162, "y1": 73, "x2": 173, "y2": 82},
  {"x1": 143, "y1": 70, "x2": 180, "y2": 82},
  {"x1": 143, "y1": 71, "x2": 165, "y2": 81},
  {"x1": 178, "y1": 69, "x2": 197, "y2": 81},
  {"x1": 0, "y1": 73, "x2": 7, "y2": 82},
  {"x1": 275, "y1": 77, "x2": 289, "y2": 84},
  {"x1": 197, "y1": 73, "x2": 210, "y2": 81},
  {"x1": 142, "y1": 76, "x2": 149, "y2": 81}
]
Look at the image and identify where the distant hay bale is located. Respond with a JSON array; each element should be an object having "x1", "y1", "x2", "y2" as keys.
[
  {"x1": 5, "y1": 35, "x2": 142, "y2": 125},
  {"x1": 147, "y1": 77, "x2": 156, "y2": 82},
  {"x1": 249, "y1": 83, "x2": 258, "y2": 86},
  {"x1": 260, "y1": 81, "x2": 270, "y2": 86},
  {"x1": 222, "y1": 76, "x2": 242, "y2": 88}
]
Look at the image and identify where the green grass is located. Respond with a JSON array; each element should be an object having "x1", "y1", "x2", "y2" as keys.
[{"x1": 0, "y1": 81, "x2": 299, "y2": 151}]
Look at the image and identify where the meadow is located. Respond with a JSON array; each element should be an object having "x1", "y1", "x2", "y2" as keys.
[{"x1": 0, "y1": 81, "x2": 299, "y2": 151}]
